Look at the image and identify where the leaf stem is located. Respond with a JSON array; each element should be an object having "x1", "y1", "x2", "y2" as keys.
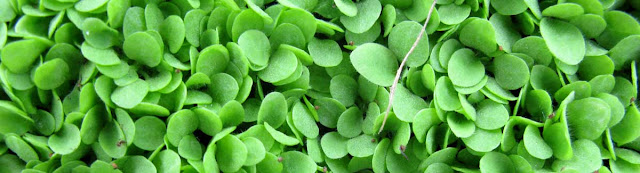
[{"x1": 378, "y1": 0, "x2": 438, "y2": 134}]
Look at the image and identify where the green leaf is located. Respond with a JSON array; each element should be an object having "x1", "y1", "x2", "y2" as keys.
[
  {"x1": 350, "y1": 43, "x2": 398, "y2": 86},
  {"x1": 256, "y1": 152, "x2": 283, "y2": 173},
  {"x1": 152, "y1": 150, "x2": 181, "y2": 173},
  {"x1": 480, "y1": 152, "x2": 515, "y2": 173},
  {"x1": 1, "y1": 39, "x2": 49, "y2": 73},
  {"x1": 258, "y1": 48, "x2": 299, "y2": 83},
  {"x1": 554, "y1": 81, "x2": 592, "y2": 103},
  {"x1": 435, "y1": 76, "x2": 462, "y2": 111},
  {"x1": 543, "y1": 122, "x2": 574, "y2": 160},
  {"x1": 281, "y1": 151, "x2": 317, "y2": 173},
  {"x1": 258, "y1": 92, "x2": 288, "y2": 129},
  {"x1": 178, "y1": 135, "x2": 203, "y2": 160},
  {"x1": 523, "y1": 125, "x2": 553, "y2": 159},
  {"x1": 490, "y1": 14, "x2": 522, "y2": 53},
  {"x1": 264, "y1": 122, "x2": 299, "y2": 146},
  {"x1": 315, "y1": 97, "x2": 346, "y2": 128},
  {"x1": 47, "y1": 123, "x2": 81, "y2": 156},
  {"x1": 292, "y1": 101, "x2": 319, "y2": 139},
  {"x1": 270, "y1": 23, "x2": 306, "y2": 50},
  {"x1": 570, "y1": 14, "x2": 606, "y2": 39},
  {"x1": 183, "y1": 9, "x2": 206, "y2": 47},
  {"x1": 238, "y1": 30, "x2": 270, "y2": 70},
  {"x1": 530, "y1": 65, "x2": 562, "y2": 94},
  {"x1": 208, "y1": 73, "x2": 239, "y2": 105},
  {"x1": 308, "y1": 38, "x2": 342, "y2": 67},
  {"x1": 75, "y1": 0, "x2": 109, "y2": 13},
  {"x1": 438, "y1": 4, "x2": 471, "y2": 25},
  {"x1": 134, "y1": 116, "x2": 166, "y2": 151},
  {"x1": 551, "y1": 139, "x2": 602, "y2": 172},
  {"x1": 115, "y1": 156, "x2": 157, "y2": 173},
  {"x1": 5, "y1": 134, "x2": 39, "y2": 162},
  {"x1": 79, "y1": 106, "x2": 106, "y2": 145},
  {"x1": 610, "y1": 35, "x2": 640, "y2": 70},
  {"x1": 597, "y1": 93, "x2": 625, "y2": 127},
  {"x1": 447, "y1": 48, "x2": 485, "y2": 87},
  {"x1": 425, "y1": 163, "x2": 453, "y2": 173},
  {"x1": 276, "y1": 8, "x2": 317, "y2": 43},
  {"x1": 347, "y1": 134, "x2": 377, "y2": 157},
  {"x1": 216, "y1": 135, "x2": 248, "y2": 172},
  {"x1": 166, "y1": 110, "x2": 198, "y2": 146},
  {"x1": 321, "y1": 132, "x2": 349, "y2": 159},
  {"x1": 330, "y1": 75, "x2": 358, "y2": 107},
  {"x1": 566, "y1": 97, "x2": 611, "y2": 140},
  {"x1": 81, "y1": 18, "x2": 120, "y2": 49},
  {"x1": 475, "y1": 99, "x2": 509, "y2": 130},
  {"x1": 392, "y1": 84, "x2": 429, "y2": 122},
  {"x1": 491, "y1": 0, "x2": 528, "y2": 15},
  {"x1": 218, "y1": 100, "x2": 244, "y2": 127},
  {"x1": 542, "y1": 3, "x2": 584, "y2": 19},
  {"x1": 231, "y1": 9, "x2": 264, "y2": 42},
  {"x1": 525, "y1": 89, "x2": 554, "y2": 121},
  {"x1": 111, "y1": 79, "x2": 149, "y2": 109},
  {"x1": 493, "y1": 54, "x2": 530, "y2": 90},
  {"x1": 242, "y1": 137, "x2": 266, "y2": 166},
  {"x1": 337, "y1": 107, "x2": 363, "y2": 138},
  {"x1": 513, "y1": 36, "x2": 553, "y2": 66},
  {"x1": 461, "y1": 128, "x2": 502, "y2": 152},
  {"x1": 339, "y1": 0, "x2": 381, "y2": 33},
  {"x1": 412, "y1": 109, "x2": 441, "y2": 143},
  {"x1": 123, "y1": 32, "x2": 163, "y2": 67},
  {"x1": 197, "y1": 44, "x2": 230, "y2": 77},
  {"x1": 540, "y1": 18, "x2": 586, "y2": 65},
  {"x1": 33, "y1": 59, "x2": 70, "y2": 90},
  {"x1": 334, "y1": 0, "x2": 357, "y2": 16},
  {"x1": 99, "y1": 120, "x2": 127, "y2": 158},
  {"x1": 106, "y1": 0, "x2": 130, "y2": 29},
  {"x1": 32, "y1": 110, "x2": 55, "y2": 136},
  {"x1": 611, "y1": 105, "x2": 640, "y2": 145},
  {"x1": 0, "y1": 0, "x2": 16, "y2": 22},
  {"x1": 388, "y1": 21, "x2": 430, "y2": 67},
  {"x1": 159, "y1": 15, "x2": 186, "y2": 54},
  {"x1": 446, "y1": 112, "x2": 475, "y2": 138}
]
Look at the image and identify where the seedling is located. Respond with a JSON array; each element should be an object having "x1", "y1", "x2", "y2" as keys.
[{"x1": 0, "y1": 0, "x2": 638, "y2": 173}]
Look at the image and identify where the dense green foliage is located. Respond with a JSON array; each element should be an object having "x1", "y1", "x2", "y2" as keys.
[{"x1": 1, "y1": 0, "x2": 640, "y2": 172}]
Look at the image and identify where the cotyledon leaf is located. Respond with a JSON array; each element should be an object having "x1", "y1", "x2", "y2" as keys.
[
  {"x1": 447, "y1": 48, "x2": 485, "y2": 87},
  {"x1": 111, "y1": 79, "x2": 149, "y2": 109},
  {"x1": 123, "y1": 31, "x2": 163, "y2": 67},
  {"x1": 281, "y1": 151, "x2": 317, "y2": 173},
  {"x1": 339, "y1": 0, "x2": 381, "y2": 34},
  {"x1": 540, "y1": 18, "x2": 585, "y2": 65},
  {"x1": 264, "y1": 122, "x2": 299, "y2": 146},
  {"x1": 388, "y1": 21, "x2": 430, "y2": 67},
  {"x1": 523, "y1": 125, "x2": 553, "y2": 159},
  {"x1": 435, "y1": 76, "x2": 462, "y2": 111},
  {"x1": 1, "y1": 39, "x2": 50, "y2": 73},
  {"x1": 216, "y1": 135, "x2": 247, "y2": 172},
  {"x1": 258, "y1": 92, "x2": 288, "y2": 129},
  {"x1": 308, "y1": 38, "x2": 342, "y2": 67},
  {"x1": 392, "y1": 84, "x2": 429, "y2": 122},
  {"x1": 49, "y1": 124, "x2": 80, "y2": 154},
  {"x1": 33, "y1": 59, "x2": 70, "y2": 90},
  {"x1": 291, "y1": 101, "x2": 319, "y2": 139},
  {"x1": 350, "y1": 43, "x2": 398, "y2": 87},
  {"x1": 334, "y1": 0, "x2": 357, "y2": 17},
  {"x1": 321, "y1": 131, "x2": 349, "y2": 159}
]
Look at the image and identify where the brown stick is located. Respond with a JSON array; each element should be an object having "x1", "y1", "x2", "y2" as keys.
[{"x1": 378, "y1": 0, "x2": 439, "y2": 134}]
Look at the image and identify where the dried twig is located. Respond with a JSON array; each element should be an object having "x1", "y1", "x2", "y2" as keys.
[{"x1": 378, "y1": 0, "x2": 439, "y2": 134}]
